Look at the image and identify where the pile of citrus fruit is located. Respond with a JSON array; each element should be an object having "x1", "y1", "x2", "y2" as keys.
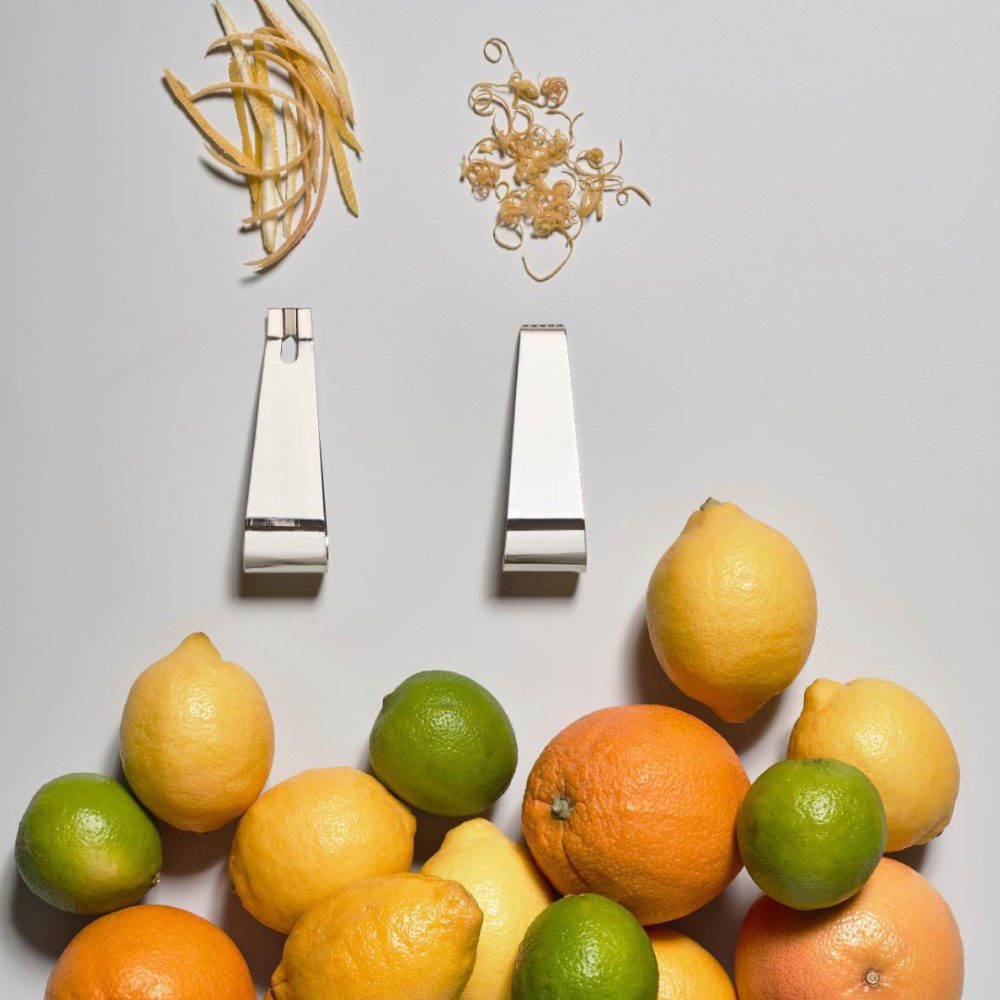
[{"x1": 16, "y1": 499, "x2": 964, "y2": 999}]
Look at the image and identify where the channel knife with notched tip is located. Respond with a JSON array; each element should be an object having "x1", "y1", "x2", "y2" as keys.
[{"x1": 243, "y1": 308, "x2": 329, "y2": 573}]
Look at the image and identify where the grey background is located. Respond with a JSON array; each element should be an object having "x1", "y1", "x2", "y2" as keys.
[{"x1": 1, "y1": 0, "x2": 997, "y2": 994}]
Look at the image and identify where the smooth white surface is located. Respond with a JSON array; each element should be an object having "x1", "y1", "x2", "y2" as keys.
[{"x1": 1, "y1": 0, "x2": 997, "y2": 994}]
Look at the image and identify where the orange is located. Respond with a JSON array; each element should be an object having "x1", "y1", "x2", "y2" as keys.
[
  {"x1": 521, "y1": 705, "x2": 749, "y2": 924},
  {"x1": 735, "y1": 857, "x2": 964, "y2": 999},
  {"x1": 45, "y1": 904, "x2": 255, "y2": 999}
]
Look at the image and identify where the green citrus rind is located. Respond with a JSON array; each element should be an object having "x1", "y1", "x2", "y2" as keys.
[
  {"x1": 15, "y1": 773, "x2": 162, "y2": 914},
  {"x1": 512, "y1": 893, "x2": 659, "y2": 1000},
  {"x1": 737, "y1": 758, "x2": 887, "y2": 910},
  {"x1": 369, "y1": 670, "x2": 517, "y2": 817}
]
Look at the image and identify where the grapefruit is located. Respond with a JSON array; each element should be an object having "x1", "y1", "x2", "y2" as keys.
[{"x1": 735, "y1": 857, "x2": 963, "y2": 999}]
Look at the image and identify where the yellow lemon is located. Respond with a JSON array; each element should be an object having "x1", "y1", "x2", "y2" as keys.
[
  {"x1": 648, "y1": 927, "x2": 735, "y2": 1000},
  {"x1": 269, "y1": 872, "x2": 483, "y2": 1000},
  {"x1": 788, "y1": 678, "x2": 960, "y2": 852},
  {"x1": 119, "y1": 633, "x2": 274, "y2": 833},
  {"x1": 229, "y1": 767, "x2": 415, "y2": 934},
  {"x1": 646, "y1": 500, "x2": 817, "y2": 723},
  {"x1": 422, "y1": 819, "x2": 554, "y2": 1000}
]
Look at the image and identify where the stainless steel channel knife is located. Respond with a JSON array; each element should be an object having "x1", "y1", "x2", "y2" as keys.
[
  {"x1": 243, "y1": 308, "x2": 329, "y2": 574},
  {"x1": 503, "y1": 325, "x2": 587, "y2": 573}
]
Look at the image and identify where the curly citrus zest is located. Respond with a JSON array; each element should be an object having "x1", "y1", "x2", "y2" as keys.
[
  {"x1": 460, "y1": 37, "x2": 649, "y2": 280},
  {"x1": 483, "y1": 36, "x2": 519, "y2": 72},
  {"x1": 461, "y1": 158, "x2": 503, "y2": 198},
  {"x1": 510, "y1": 77, "x2": 540, "y2": 103},
  {"x1": 540, "y1": 77, "x2": 568, "y2": 107},
  {"x1": 616, "y1": 185, "x2": 652, "y2": 208},
  {"x1": 523, "y1": 230, "x2": 574, "y2": 283}
]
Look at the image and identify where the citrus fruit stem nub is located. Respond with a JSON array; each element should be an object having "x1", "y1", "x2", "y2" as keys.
[
  {"x1": 699, "y1": 497, "x2": 723, "y2": 510},
  {"x1": 865, "y1": 969, "x2": 881, "y2": 986},
  {"x1": 551, "y1": 796, "x2": 572, "y2": 820}
]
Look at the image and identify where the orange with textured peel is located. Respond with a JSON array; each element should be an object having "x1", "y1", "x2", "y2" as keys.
[
  {"x1": 735, "y1": 858, "x2": 963, "y2": 999},
  {"x1": 45, "y1": 904, "x2": 254, "y2": 999},
  {"x1": 522, "y1": 705, "x2": 749, "y2": 924}
]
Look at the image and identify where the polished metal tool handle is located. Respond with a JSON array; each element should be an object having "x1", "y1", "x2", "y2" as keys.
[
  {"x1": 503, "y1": 325, "x2": 587, "y2": 573},
  {"x1": 243, "y1": 308, "x2": 329, "y2": 574}
]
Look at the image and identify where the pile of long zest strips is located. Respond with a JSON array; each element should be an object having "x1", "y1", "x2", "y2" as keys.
[
  {"x1": 461, "y1": 38, "x2": 650, "y2": 282},
  {"x1": 165, "y1": 0, "x2": 360, "y2": 270}
]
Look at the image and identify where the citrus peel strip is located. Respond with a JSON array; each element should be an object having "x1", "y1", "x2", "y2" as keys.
[
  {"x1": 328, "y1": 122, "x2": 358, "y2": 216},
  {"x1": 214, "y1": 2, "x2": 279, "y2": 252},
  {"x1": 229, "y1": 60, "x2": 261, "y2": 213},
  {"x1": 253, "y1": 40, "x2": 284, "y2": 205},
  {"x1": 193, "y1": 82, "x2": 316, "y2": 180},
  {"x1": 209, "y1": 30, "x2": 359, "y2": 152},
  {"x1": 252, "y1": 2, "x2": 345, "y2": 117},
  {"x1": 166, "y1": 0, "x2": 358, "y2": 269},
  {"x1": 282, "y1": 102, "x2": 300, "y2": 237},
  {"x1": 164, "y1": 70, "x2": 252, "y2": 169},
  {"x1": 284, "y1": 0, "x2": 354, "y2": 122}
]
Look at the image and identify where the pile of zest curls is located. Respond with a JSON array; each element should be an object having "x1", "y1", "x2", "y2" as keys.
[
  {"x1": 461, "y1": 38, "x2": 650, "y2": 282},
  {"x1": 165, "y1": 0, "x2": 359, "y2": 271}
]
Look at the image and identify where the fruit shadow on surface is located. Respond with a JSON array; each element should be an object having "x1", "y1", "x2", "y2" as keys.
[
  {"x1": 161, "y1": 821, "x2": 285, "y2": 992},
  {"x1": 667, "y1": 879, "x2": 755, "y2": 979},
  {"x1": 6, "y1": 734, "x2": 129, "y2": 960},
  {"x1": 350, "y1": 744, "x2": 489, "y2": 868},
  {"x1": 411, "y1": 805, "x2": 496, "y2": 867},
  {"x1": 219, "y1": 879, "x2": 286, "y2": 997},
  {"x1": 627, "y1": 606, "x2": 781, "y2": 755},
  {"x1": 157, "y1": 820, "x2": 237, "y2": 877},
  {"x1": 890, "y1": 842, "x2": 930, "y2": 872},
  {"x1": 100, "y1": 730, "x2": 127, "y2": 783},
  {"x1": 485, "y1": 339, "x2": 579, "y2": 601},
  {"x1": 6, "y1": 861, "x2": 91, "y2": 960}
]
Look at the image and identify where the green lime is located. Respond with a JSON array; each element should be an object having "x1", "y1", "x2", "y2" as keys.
[
  {"x1": 15, "y1": 773, "x2": 162, "y2": 914},
  {"x1": 369, "y1": 670, "x2": 517, "y2": 817},
  {"x1": 512, "y1": 893, "x2": 658, "y2": 1000},
  {"x1": 737, "y1": 758, "x2": 887, "y2": 910}
]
